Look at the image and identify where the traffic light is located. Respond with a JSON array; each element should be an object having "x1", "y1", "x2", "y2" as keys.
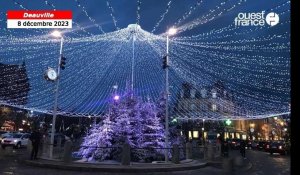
[
  {"x1": 60, "y1": 56, "x2": 66, "y2": 70},
  {"x1": 162, "y1": 55, "x2": 168, "y2": 69}
]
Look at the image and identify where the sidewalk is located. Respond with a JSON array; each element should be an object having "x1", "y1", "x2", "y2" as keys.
[
  {"x1": 15, "y1": 147, "x2": 252, "y2": 173},
  {"x1": 23, "y1": 158, "x2": 208, "y2": 173}
]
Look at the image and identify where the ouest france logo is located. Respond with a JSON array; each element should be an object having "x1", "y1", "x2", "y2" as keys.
[{"x1": 234, "y1": 11, "x2": 279, "y2": 27}]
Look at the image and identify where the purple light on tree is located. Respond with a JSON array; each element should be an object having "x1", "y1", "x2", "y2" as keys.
[
  {"x1": 114, "y1": 95, "x2": 120, "y2": 101},
  {"x1": 77, "y1": 89, "x2": 185, "y2": 162}
]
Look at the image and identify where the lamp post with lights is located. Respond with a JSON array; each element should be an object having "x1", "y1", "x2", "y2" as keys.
[
  {"x1": 164, "y1": 27, "x2": 177, "y2": 162},
  {"x1": 49, "y1": 30, "x2": 64, "y2": 159}
]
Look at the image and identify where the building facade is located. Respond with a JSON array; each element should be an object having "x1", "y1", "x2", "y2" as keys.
[
  {"x1": 0, "y1": 62, "x2": 30, "y2": 105},
  {"x1": 174, "y1": 81, "x2": 236, "y2": 141},
  {"x1": 173, "y1": 82, "x2": 289, "y2": 141}
]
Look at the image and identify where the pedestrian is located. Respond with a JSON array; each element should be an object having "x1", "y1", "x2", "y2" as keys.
[
  {"x1": 29, "y1": 128, "x2": 41, "y2": 160},
  {"x1": 221, "y1": 140, "x2": 229, "y2": 157},
  {"x1": 240, "y1": 140, "x2": 246, "y2": 159},
  {"x1": 225, "y1": 141, "x2": 229, "y2": 157}
]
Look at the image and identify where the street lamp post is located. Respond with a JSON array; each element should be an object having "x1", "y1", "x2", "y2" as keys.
[
  {"x1": 165, "y1": 27, "x2": 177, "y2": 162},
  {"x1": 202, "y1": 119, "x2": 205, "y2": 145},
  {"x1": 49, "y1": 30, "x2": 64, "y2": 159}
]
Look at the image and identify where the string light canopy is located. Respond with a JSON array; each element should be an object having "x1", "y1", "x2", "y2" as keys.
[{"x1": 0, "y1": 0, "x2": 290, "y2": 120}]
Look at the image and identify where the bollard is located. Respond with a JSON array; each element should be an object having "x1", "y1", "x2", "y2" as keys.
[
  {"x1": 185, "y1": 142, "x2": 192, "y2": 159},
  {"x1": 234, "y1": 156, "x2": 243, "y2": 167},
  {"x1": 37, "y1": 141, "x2": 43, "y2": 158},
  {"x1": 121, "y1": 143, "x2": 131, "y2": 165},
  {"x1": 199, "y1": 146, "x2": 204, "y2": 159},
  {"x1": 57, "y1": 137, "x2": 62, "y2": 148},
  {"x1": 27, "y1": 140, "x2": 33, "y2": 158},
  {"x1": 172, "y1": 144, "x2": 180, "y2": 164},
  {"x1": 42, "y1": 137, "x2": 49, "y2": 158},
  {"x1": 203, "y1": 145, "x2": 208, "y2": 159},
  {"x1": 216, "y1": 143, "x2": 222, "y2": 157},
  {"x1": 42, "y1": 137, "x2": 49, "y2": 157},
  {"x1": 207, "y1": 144, "x2": 214, "y2": 161},
  {"x1": 63, "y1": 140, "x2": 73, "y2": 163}
]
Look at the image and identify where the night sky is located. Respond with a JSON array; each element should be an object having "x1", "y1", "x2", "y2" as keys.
[{"x1": 0, "y1": 0, "x2": 290, "y2": 119}]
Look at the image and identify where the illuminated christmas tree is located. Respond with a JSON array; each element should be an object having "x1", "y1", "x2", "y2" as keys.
[
  {"x1": 78, "y1": 115, "x2": 113, "y2": 161},
  {"x1": 78, "y1": 90, "x2": 166, "y2": 162}
]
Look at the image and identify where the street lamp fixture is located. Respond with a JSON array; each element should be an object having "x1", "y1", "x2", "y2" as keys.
[
  {"x1": 51, "y1": 30, "x2": 62, "y2": 38},
  {"x1": 167, "y1": 27, "x2": 177, "y2": 36}
]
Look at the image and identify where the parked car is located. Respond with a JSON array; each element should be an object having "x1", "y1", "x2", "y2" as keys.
[
  {"x1": 251, "y1": 141, "x2": 258, "y2": 149},
  {"x1": 0, "y1": 132, "x2": 13, "y2": 144},
  {"x1": 206, "y1": 132, "x2": 218, "y2": 145},
  {"x1": 229, "y1": 139, "x2": 241, "y2": 149},
  {"x1": 257, "y1": 141, "x2": 267, "y2": 150},
  {"x1": 245, "y1": 140, "x2": 252, "y2": 149},
  {"x1": 1, "y1": 133, "x2": 30, "y2": 149},
  {"x1": 0, "y1": 131, "x2": 8, "y2": 135},
  {"x1": 269, "y1": 141, "x2": 286, "y2": 155},
  {"x1": 264, "y1": 141, "x2": 271, "y2": 152}
]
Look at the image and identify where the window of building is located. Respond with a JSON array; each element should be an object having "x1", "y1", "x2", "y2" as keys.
[
  {"x1": 203, "y1": 132, "x2": 207, "y2": 140},
  {"x1": 184, "y1": 103, "x2": 189, "y2": 111},
  {"x1": 180, "y1": 90, "x2": 184, "y2": 98},
  {"x1": 200, "y1": 89, "x2": 207, "y2": 98},
  {"x1": 212, "y1": 92, "x2": 217, "y2": 98},
  {"x1": 231, "y1": 133, "x2": 234, "y2": 138},
  {"x1": 200, "y1": 104, "x2": 204, "y2": 111},
  {"x1": 264, "y1": 118, "x2": 269, "y2": 123},
  {"x1": 224, "y1": 132, "x2": 229, "y2": 139},
  {"x1": 190, "y1": 104, "x2": 196, "y2": 111},
  {"x1": 190, "y1": 89, "x2": 196, "y2": 98},
  {"x1": 212, "y1": 104, "x2": 217, "y2": 111},
  {"x1": 193, "y1": 131, "x2": 199, "y2": 138},
  {"x1": 201, "y1": 103, "x2": 209, "y2": 111}
]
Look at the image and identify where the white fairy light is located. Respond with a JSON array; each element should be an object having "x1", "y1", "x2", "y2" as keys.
[{"x1": 0, "y1": 1, "x2": 290, "y2": 119}]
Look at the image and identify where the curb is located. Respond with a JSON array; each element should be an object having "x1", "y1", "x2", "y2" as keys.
[
  {"x1": 206, "y1": 160, "x2": 253, "y2": 172},
  {"x1": 23, "y1": 159, "x2": 208, "y2": 173},
  {"x1": 238, "y1": 162, "x2": 253, "y2": 172}
]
